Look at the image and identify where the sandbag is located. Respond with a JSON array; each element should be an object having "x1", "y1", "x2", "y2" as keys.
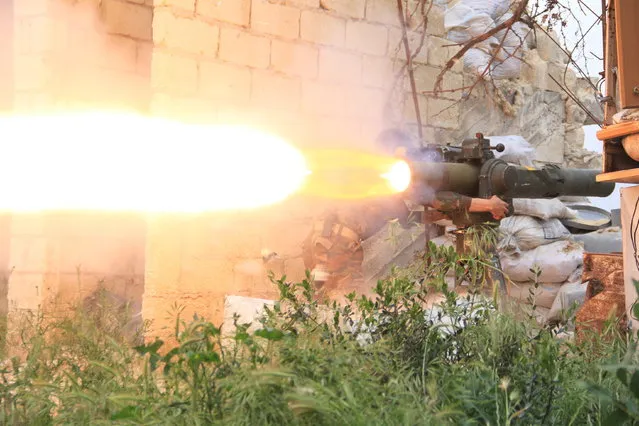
[
  {"x1": 507, "y1": 282, "x2": 561, "y2": 309},
  {"x1": 490, "y1": 135, "x2": 536, "y2": 166},
  {"x1": 546, "y1": 280, "x2": 588, "y2": 322},
  {"x1": 500, "y1": 240, "x2": 584, "y2": 283},
  {"x1": 512, "y1": 198, "x2": 578, "y2": 220},
  {"x1": 498, "y1": 215, "x2": 571, "y2": 254},
  {"x1": 222, "y1": 295, "x2": 275, "y2": 336}
]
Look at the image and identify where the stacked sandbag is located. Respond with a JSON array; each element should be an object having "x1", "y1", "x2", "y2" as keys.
[{"x1": 498, "y1": 199, "x2": 585, "y2": 310}]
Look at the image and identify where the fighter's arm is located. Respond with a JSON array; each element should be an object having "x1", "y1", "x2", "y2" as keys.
[{"x1": 432, "y1": 191, "x2": 508, "y2": 220}]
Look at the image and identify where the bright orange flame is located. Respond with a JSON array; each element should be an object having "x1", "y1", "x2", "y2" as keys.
[
  {"x1": 382, "y1": 160, "x2": 411, "y2": 193},
  {"x1": 301, "y1": 149, "x2": 410, "y2": 199},
  {"x1": 0, "y1": 111, "x2": 308, "y2": 213}
]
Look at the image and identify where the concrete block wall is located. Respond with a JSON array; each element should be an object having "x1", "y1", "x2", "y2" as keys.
[
  {"x1": 143, "y1": 0, "x2": 465, "y2": 341},
  {"x1": 6, "y1": 0, "x2": 152, "y2": 323}
]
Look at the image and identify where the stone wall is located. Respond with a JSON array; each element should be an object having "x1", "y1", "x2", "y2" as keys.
[
  {"x1": 5, "y1": 0, "x2": 152, "y2": 323},
  {"x1": 0, "y1": 0, "x2": 604, "y2": 345}
]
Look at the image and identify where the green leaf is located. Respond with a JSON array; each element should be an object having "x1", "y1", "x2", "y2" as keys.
[
  {"x1": 604, "y1": 408, "x2": 629, "y2": 425},
  {"x1": 134, "y1": 339, "x2": 164, "y2": 355},
  {"x1": 110, "y1": 405, "x2": 140, "y2": 420},
  {"x1": 618, "y1": 368, "x2": 629, "y2": 385},
  {"x1": 255, "y1": 328, "x2": 285, "y2": 341},
  {"x1": 631, "y1": 371, "x2": 639, "y2": 399}
]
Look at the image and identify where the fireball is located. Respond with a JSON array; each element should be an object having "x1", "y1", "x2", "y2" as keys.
[{"x1": 0, "y1": 111, "x2": 308, "y2": 213}]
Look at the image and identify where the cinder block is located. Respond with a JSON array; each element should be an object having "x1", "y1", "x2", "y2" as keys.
[
  {"x1": 151, "y1": 50, "x2": 198, "y2": 96},
  {"x1": 154, "y1": 9, "x2": 219, "y2": 57},
  {"x1": 427, "y1": 97, "x2": 460, "y2": 130},
  {"x1": 14, "y1": 0, "x2": 49, "y2": 16},
  {"x1": 346, "y1": 87, "x2": 387, "y2": 120},
  {"x1": 15, "y1": 16, "x2": 53, "y2": 55},
  {"x1": 102, "y1": 0, "x2": 153, "y2": 41},
  {"x1": 271, "y1": 40, "x2": 318, "y2": 79},
  {"x1": 428, "y1": 5, "x2": 446, "y2": 36},
  {"x1": 427, "y1": 36, "x2": 458, "y2": 68},
  {"x1": 251, "y1": 0, "x2": 300, "y2": 39},
  {"x1": 199, "y1": 61, "x2": 251, "y2": 102},
  {"x1": 319, "y1": 0, "x2": 365, "y2": 18},
  {"x1": 345, "y1": 21, "x2": 388, "y2": 56},
  {"x1": 318, "y1": 48, "x2": 362, "y2": 84},
  {"x1": 301, "y1": 81, "x2": 347, "y2": 116},
  {"x1": 136, "y1": 42, "x2": 153, "y2": 77},
  {"x1": 14, "y1": 55, "x2": 49, "y2": 91},
  {"x1": 196, "y1": 0, "x2": 250, "y2": 27},
  {"x1": 7, "y1": 273, "x2": 44, "y2": 311},
  {"x1": 413, "y1": 65, "x2": 463, "y2": 100},
  {"x1": 252, "y1": 71, "x2": 301, "y2": 111},
  {"x1": 154, "y1": 0, "x2": 195, "y2": 10},
  {"x1": 366, "y1": 0, "x2": 400, "y2": 26},
  {"x1": 362, "y1": 55, "x2": 395, "y2": 89},
  {"x1": 219, "y1": 28, "x2": 270, "y2": 69},
  {"x1": 300, "y1": 10, "x2": 345, "y2": 47},
  {"x1": 403, "y1": 94, "x2": 429, "y2": 127},
  {"x1": 285, "y1": 0, "x2": 319, "y2": 6},
  {"x1": 388, "y1": 28, "x2": 429, "y2": 63}
]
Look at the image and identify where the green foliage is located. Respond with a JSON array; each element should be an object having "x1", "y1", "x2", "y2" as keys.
[{"x1": 0, "y1": 247, "x2": 633, "y2": 425}]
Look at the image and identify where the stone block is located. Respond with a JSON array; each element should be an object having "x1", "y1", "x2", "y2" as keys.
[
  {"x1": 14, "y1": 55, "x2": 49, "y2": 91},
  {"x1": 251, "y1": 0, "x2": 300, "y2": 39},
  {"x1": 403, "y1": 94, "x2": 428, "y2": 127},
  {"x1": 7, "y1": 273, "x2": 44, "y2": 311},
  {"x1": 196, "y1": 0, "x2": 250, "y2": 27},
  {"x1": 300, "y1": 10, "x2": 345, "y2": 47},
  {"x1": 285, "y1": 0, "x2": 319, "y2": 6},
  {"x1": 346, "y1": 21, "x2": 388, "y2": 56},
  {"x1": 102, "y1": 0, "x2": 152, "y2": 41},
  {"x1": 347, "y1": 87, "x2": 387, "y2": 120},
  {"x1": 427, "y1": 97, "x2": 460, "y2": 129},
  {"x1": 428, "y1": 5, "x2": 445, "y2": 36},
  {"x1": 318, "y1": 48, "x2": 362, "y2": 84},
  {"x1": 366, "y1": 0, "x2": 400, "y2": 26},
  {"x1": 362, "y1": 55, "x2": 395, "y2": 89},
  {"x1": 388, "y1": 28, "x2": 428, "y2": 63},
  {"x1": 154, "y1": 0, "x2": 195, "y2": 12},
  {"x1": 199, "y1": 61, "x2": 252, "y2": 103},
  {"x1": 153, "y1": 9, "x2": 219, "y2": 57},
  {"x1": 8, "y1": 237, "x2": 48, "y2": 273},
  {"x1": 319, "y1": 0, "x2": 365, "y2": 19},
  {"x1": 427, "y1": 36, "x2": 457, "y2": 68},
  {"x1": 152, "y1": 95, "x2": 218, "y2": 122},
  {"x1": 413, "y1": 65, "x2": 463, "y2": 100},
  {"x1": 252, "y1": 71, "x2": 301, "y2": 111},
  {"x1": 547, "y1": 62, "x2": 577, "y2": 92},
  {"x1": 219, "y1": 28, "x2": 270, "y2": 69},
  {"x1": 151, "y1": 50, "x2": 198, "y2": 97},
  {"x1": 301, "y1": 81, "x2": 347, "y2": 116},
  {"x1": 301, "y1": 115, "x2": 362, "y2": 147},
  {"x1": 136, "y1": 42, "x2": 153, "y2": 77},
  {"x1": 15, "y1": 16, "x2": 53, "y2": 55},
  {"x1": 271, "y1": 40, "x2": 318, "y2": 78}
]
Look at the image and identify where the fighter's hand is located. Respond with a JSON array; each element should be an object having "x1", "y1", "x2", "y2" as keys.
[{"x1": 488, "y1": 196, "x2": 508, "y2": 220}]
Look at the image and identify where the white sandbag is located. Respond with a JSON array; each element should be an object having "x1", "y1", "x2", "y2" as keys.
[
  {"x1": 507, "y1": 282, "x2": 561, "y2": 309},
  {"x1": 490, "y1": 135, "x2": 536, "y2": 166},
  {"x1": 446, "y1": 12, "x2": 495, "y2": 39},
  {"x1": 222, "y1": 295, "x2": 276, "y2": 336},
  {"x1": 500, "y1": 240, "x2": 584, "y2": 283},
  {"x1": 546, "y1": 280, "x2": 588, "y2": 322},
  {"x1": 459, "y1": 0, "x2": 510, "y2": 19},
  {"x1": 498, "y1": 216, "x2": 570, "y2": 254},
  {"x1": 463, "y1": 47, "x2": 496, "y2": 75},
  {"x1": 512, "y1": 198, "x2": 578, "y2": 220}
]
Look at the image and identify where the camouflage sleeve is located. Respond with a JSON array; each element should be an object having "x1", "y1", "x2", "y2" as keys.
[{"x1": 432, "y1": 191, "x2": 472, "y2": 213}]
